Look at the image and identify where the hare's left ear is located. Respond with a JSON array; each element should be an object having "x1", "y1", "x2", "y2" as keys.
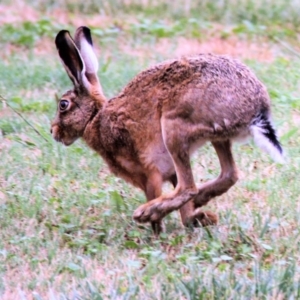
[{"x1": 55, "y1": 30, "x2": 85, "y2": 88}]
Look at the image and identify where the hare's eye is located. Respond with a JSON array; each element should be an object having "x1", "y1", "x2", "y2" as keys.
[{"x1": 59, "y1": 99, "x2": 69, "y2": 111}]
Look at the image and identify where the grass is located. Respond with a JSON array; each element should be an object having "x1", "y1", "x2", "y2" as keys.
[
  {"x1": 0, "y1": 0, "x2": 300, "y2": 298},
  {"x1": 6, "y1": 0, "x2": 300, "y2": 28}
]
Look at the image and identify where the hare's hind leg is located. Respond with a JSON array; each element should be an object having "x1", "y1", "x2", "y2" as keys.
[
  {"x1": 133, "y1": 138, "x2": 238, "y2": 226},
  {"x1": 193, "y1": 140, "x2": 238, "y2": 210},
  {"x1": 170, "y1": 140, "x2": 237, "y2": 226},
  {"x1": 188, "y1": 140, "x2": 237, "y2": 225},
  {"x1": 167, "y1": 157, "x2": 218, "y2": 227}
]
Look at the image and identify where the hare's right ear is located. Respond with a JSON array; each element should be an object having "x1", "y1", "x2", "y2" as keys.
[
  {"x1": 73, "y1": 27, "x2": 105, "y2": 101},
  {"x1": 74, "y1": 26, "x2": 99, "y2": 85},
  {"x1": 55, "y1": 30, "x2": 84, "y2": 87}
]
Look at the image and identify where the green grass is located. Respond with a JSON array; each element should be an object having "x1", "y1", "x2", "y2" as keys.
[
  {"x1": 1, "y1": 0, "x2": 299, "y2": 51},
  {"x1": 7, "y1": 0, "x2": 300, "y2": 29},
  {"x1": 0, "y1": 0, "x2": 300, "y2": 298}
]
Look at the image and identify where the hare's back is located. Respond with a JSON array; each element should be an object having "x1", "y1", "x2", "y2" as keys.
[
  {"x1": 122, "y1": 53, "x2": 269, "y2": 107},
  {"x1": 189, "y1": 54, "x2": 270, "y2": 130},
  {"x1": 117, "y1": 53, "x2": 270, "y2": 137},
  {"x1": 152, "y1": 54, "x2": 271, "y2": 141}
]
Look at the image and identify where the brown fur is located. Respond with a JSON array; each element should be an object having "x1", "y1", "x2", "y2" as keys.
[{"x1": 51, "y1": 27, "x2": 280, "y2": 234}]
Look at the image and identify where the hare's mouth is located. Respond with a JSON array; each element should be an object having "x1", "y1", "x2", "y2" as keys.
[
  {"x1": 51, "y1": 125, "x2": 76, "y2": 146},
  {"x1": 54, "y1": 135, "x2": 75, "y2": 146},
  {"x1": 54, "y1": 135, "x2": 76, "y2": 146},
  {"x1": 61, "y1": 138, "x2": 75, "y2": 146}
]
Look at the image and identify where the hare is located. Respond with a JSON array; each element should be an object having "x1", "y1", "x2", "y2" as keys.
[{"x1": 51, "y1": 26, "x2": 284, "y2": 234}]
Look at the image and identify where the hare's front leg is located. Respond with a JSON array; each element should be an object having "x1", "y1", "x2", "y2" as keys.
[
  {"x1": 134, "y1": 122, "x2": 199, "y2": 224},
  {"x1": 144, "y1": 172, "x2": 164, "y2": 234}
]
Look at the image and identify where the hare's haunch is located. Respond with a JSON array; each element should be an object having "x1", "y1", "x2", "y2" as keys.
[{"x1": 51, "y1": 26, "x2": 283, "y2": 234}]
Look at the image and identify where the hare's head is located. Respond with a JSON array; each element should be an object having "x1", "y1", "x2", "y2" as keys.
[{"x1": 51, "y1": 27, "x2": 106, "y2": 146}]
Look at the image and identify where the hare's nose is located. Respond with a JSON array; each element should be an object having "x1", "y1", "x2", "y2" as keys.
[{"x1": 50, "y1": 128, "x2": 53, "y2": 134}]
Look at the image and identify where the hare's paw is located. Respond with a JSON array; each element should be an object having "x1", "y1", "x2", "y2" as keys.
[
  {"x1": 188, "y1": 209, "x2": 218, "y2": 227},
  {"x1": 151, "y1": 221, "x2": 164, "y2": 235},
  {"x1": 133, "y1": 198, "x2": 166, "y2": 223}
]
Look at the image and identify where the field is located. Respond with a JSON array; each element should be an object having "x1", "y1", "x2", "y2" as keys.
[{"x1": 0, "y1": 0, "x2": 300, "y2": 299}]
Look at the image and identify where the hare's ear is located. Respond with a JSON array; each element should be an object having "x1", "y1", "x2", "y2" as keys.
[
  {"x1": 74, "y1": 26, "x2": 99, "y2": 85},
  {"x1": 73, "y1": 26, "x2": 105, "y2": 102},
  {"x1": 55, "y1": 30, "x2": 85, "y2": 87}
]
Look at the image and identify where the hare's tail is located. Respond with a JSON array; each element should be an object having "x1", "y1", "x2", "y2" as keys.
[{"x1": 250, "y1": 110, "x2": 284, "y2": 163}]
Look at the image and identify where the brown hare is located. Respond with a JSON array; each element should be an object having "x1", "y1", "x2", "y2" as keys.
[{"x1": 51, "y1": 26, "x2": 284, "y2": 234}]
